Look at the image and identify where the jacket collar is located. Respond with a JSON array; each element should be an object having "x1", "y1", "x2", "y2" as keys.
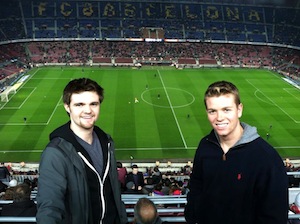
[{"x1": 49, "y1": 121, "x2": 109, "y2": 168}]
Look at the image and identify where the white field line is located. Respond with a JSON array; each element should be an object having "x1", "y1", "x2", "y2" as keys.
[
  {"x1": 1, "y1": 146, "x2": 300, "y2": 154},
  {"x1": 157, "y1": 70, "x2": 188, "y2": 148},
  {"x1": 283, "y1": 88, "x2": 300, "y2": 102},
  {"x1": 47, "y1": 96, "x2": 63, "y2": 124},
  {"x1": 1, "y1": 87, "x2": 36, "y2": 110},
  {"x1": 1, "y1": 67, "x2": 67, "y2": 125},
  {"x1": 247, "y1": 79, "x2": 300, "y2": 124},
  {"x1": 0, "y1": 69, "x2": 40, "y2": 110},
  {"x1": 19, "y1": 87, "x2": 36, "y2": 109},
  {"x1": 116, "y1": 146, "x2": 300, "y2": 150},
  {"x1": 0, "y1": 123, "x2": 45, "y2": 126},
  {"x1": 0, "y1": 92, "x2": 63, "y2": 126}
]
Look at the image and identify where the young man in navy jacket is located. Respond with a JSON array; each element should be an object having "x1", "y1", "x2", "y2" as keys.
[{"x1": 185, "y1": 80, "x2": 288, "y2": 224}]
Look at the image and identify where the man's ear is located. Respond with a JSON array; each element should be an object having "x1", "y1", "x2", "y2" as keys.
[
  {"x1": 64, "y1": 104, "x2": 70, "y2": 114},
  {"x1": 238, "y1": 103, "x2": 243, "y2": 118}
]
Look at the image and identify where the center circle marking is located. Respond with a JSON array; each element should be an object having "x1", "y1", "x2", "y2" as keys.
[{"x1": 141, "y1": 87, "x2": 195, "y2": 108}]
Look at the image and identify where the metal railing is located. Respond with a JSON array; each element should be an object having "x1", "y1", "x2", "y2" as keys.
[{"x1": 2, "y1": 186, "x2": 300, "y2": 223}]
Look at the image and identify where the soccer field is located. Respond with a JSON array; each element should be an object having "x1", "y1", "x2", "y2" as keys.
[{"x1": 0, "y1": 66, "x2": 300, "y2": 162}]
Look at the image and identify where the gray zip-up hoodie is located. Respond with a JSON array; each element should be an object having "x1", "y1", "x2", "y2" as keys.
[{"x1": 36, "y1": 122, "x2": 127, "y2": 224}]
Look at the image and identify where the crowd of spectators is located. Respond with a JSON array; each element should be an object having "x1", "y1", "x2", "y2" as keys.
[
  {"x1": 1, "y1": 41, "x2": 299, "y2": 68},
  {"x1": 0, "y1": 178, "x2": 37, "y2": 223},
  {"x1": 1, "y1": 161, "x2": 191, "y2": 198},
  {"x1": 0, "y1": 41, "x2": 299, "y2": 89},
  {"x1": 284, "y1": 158, "x2": 300, "y2": 173},
  {"x1": 2, "y1": 160, "x2": 300, "y2": 222},
  {"x1": 0, "y1": 161, "x2": 189, "y2": 223},
  {"x1": 118, "y1": 163, "x2": 190, "y2": 197},
  {"x1": 0, "y1": 160, "x2": 298, "y2": 194},
  {"x1": 0, "y1": 1, "x2": 299, "y2": 86},
  {"x1": 0, "y1": 183, "x2": 37, "y2": 219},
  {"x1": 284, "y1": 159, "x2": 300, "y2": 188},
  {"x1": 2, "y1": 158, "x2": 299, "y2": 195}
]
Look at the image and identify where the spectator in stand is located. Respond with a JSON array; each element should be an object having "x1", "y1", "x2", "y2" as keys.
[
  {"x1": 152, "y1": 183, "x2": 164, "y2": 196},
  {"x1": 143, "y1": 177, "x2": 155, "y2": 195},
  {"x1": 285, "y1": 158, "x2": 299, "y2": 187},
  {"x1": 31, "y1": 177, "x2": 38, "y2": 191},
  {"x1": 117, "y1": 161, "x2": 127, "y2": 192},
  {"x1": 289, "y1": 192, "x2": 300, "y2": 224},
  {"x1": 126, "y1": 164, "x2": 144, "y2": 193},
  {"x1": 0, "y1": 180, "x2": 8, "y2": 197},
  {"x1": 285, "y1": 158, "x2": 295, "y2": 171},
  {"x1": 169, "y1": 182, "x2": 182, "y2": 195},
  {"x1": 134, "y1": 197, "x2": 162, "y2": 224},
  {"x1": 161, "y1": 178, "x2": 171, "y2": 195},
  {"x1": 152, "y1": 166, "x2": 162, "y2": 185},
  {"x1": 290, "y1": 192, "x2": 300, "y2": 214},
  {"x1": 0, "y1": 179, "x2": 17, "y2": 200},
  {"x1": 5, "y1": 163, "x2": 12, "y2": 173},
  {"x1": 181, "y1": 179, "x2": 190, "y2": 196},
  {"x1": 123, "y1": 181, "x2": 139, "y2": 194},
  {"x1": 0, "y1": 183, "x2": 37, "y2": 221},
  {"x1": 23, "y1": 178, "x2": 32, "y2": 189},
  {"x1": 185, "y1": 80, "x2": 288, "y2": 224},
  {"x1": 182, "y1": 164, "x2": 192, "y2": 175},
  {"x1": 0, "y1": 162, "x2": 10, "y2": 182},
  {"x1": 9, "y1": 179, "x2": 18, "y2": 188},
  {"x1": 1, "y1": 186, "x2": 14, "y2": 200},
  {"x1": 36, "y1": 78, "x2": 127, "y2": 224}
]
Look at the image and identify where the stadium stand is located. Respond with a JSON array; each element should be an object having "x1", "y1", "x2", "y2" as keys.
[
  {"x1": 1, "y1": 187, "x2": 300, "y2": 223},
  {"x1": 0, "y1": 0, "x2": 300, "y2": 222},
  {"x1": 0, "y1": 1, "x2": 300, "y2": 44},
  {"x1": 1, "y1": 161, "x2": 300, "y2": 222},
  {"x1": 0, "y1": 0, "x2": 299, "y2": 85}
]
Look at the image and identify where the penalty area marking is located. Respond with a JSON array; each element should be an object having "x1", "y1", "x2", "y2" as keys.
[{"x1": 247, "y1": 79, "x2": 300, "y2": 124}]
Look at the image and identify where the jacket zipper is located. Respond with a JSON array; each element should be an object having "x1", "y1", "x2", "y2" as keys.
[
  {"x1": 207, "y1": 137, "x2": 228, "y2": 161},
  {"x1": 222, "y1": 153, "x2": 226, "y2": 161},
  {"x1": 78, "y1": 150, "x2": 110, "y2": 224}
]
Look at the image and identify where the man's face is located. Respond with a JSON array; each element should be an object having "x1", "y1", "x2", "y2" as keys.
[
  {"x1": 64, "y1": 91, "x2": 100, "y2": 133},
  {"x1": 132, "y1": 168, "x2": 138, "y2": 175},
  {"x1": 205, "y1": 93, "x2": 243, "y2": 141}
]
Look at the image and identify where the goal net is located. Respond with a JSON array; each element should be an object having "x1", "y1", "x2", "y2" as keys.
[{"x1": 0, "y1": 86, "x2": 17, "y2": 102}]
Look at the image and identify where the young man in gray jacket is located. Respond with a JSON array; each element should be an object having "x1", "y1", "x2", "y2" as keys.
[{"x1": 36, "y1": 78, "x2": 127, "y2": 224}]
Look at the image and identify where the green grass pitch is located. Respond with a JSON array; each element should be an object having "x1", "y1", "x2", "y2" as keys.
[{"x1": 0, "y1": 66, "x2": 299, "y2": 163}]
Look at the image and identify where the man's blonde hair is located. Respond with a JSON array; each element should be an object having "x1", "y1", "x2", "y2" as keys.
[{"x1": 204, "y1": 80, "x2": 241, "y2": 108}]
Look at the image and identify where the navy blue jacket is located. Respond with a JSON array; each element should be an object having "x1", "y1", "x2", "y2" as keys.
[{"x1": 185, "y1": 123, "x2": 288, "y2": 224}]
